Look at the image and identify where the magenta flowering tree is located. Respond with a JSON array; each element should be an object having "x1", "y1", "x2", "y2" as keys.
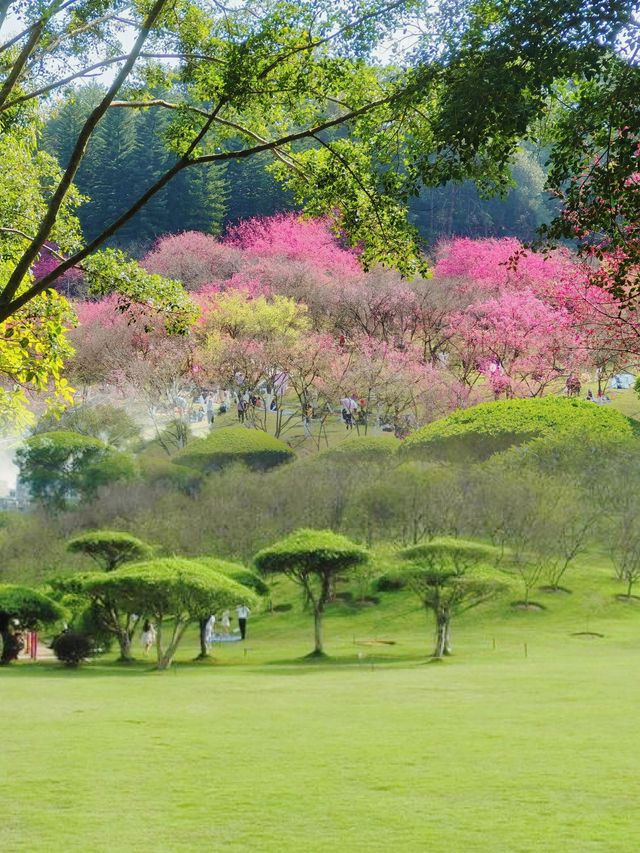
[
  {"x1": 224, "y1": 213, "x2": 361, "y2": 278},
  {"x1": 448, "y1": 289, "x2": 586, "y2": 398}
]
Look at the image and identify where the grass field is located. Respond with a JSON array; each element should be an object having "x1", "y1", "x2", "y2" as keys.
[{"x1": 2, "y1": 555, "x2": 640, "y2": 852}]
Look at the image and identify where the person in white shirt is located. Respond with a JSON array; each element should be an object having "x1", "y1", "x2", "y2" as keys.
[
  {"x1": 141, "y1": 620, "x2": 156, "y2": 654},
  {"x1": 236, "y1": 604, "x2": 251, "y2": 640},
  {"x1": 205, "y1": 614, "x2": 216, "y2": 646}
]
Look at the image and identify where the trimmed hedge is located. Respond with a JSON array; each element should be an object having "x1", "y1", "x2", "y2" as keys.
[
  {"x1": 51, "y1": 630, "x2": 95, "y2": 666},
  {"x1": 401, "y1": 397, "x2": 640, "y2": 461},
  {"x1": 174, "y1": 427, "x2": 294, "y2": 473}
]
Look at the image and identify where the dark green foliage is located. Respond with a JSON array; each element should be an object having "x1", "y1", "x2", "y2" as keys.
[
  {"x1": 15, "y1": 431, "x2": 137, "y2": 510},
  {"x1": 375, "y1": 573, "x2": 407, "y2": 593},
  {"x1": 174, "y1": 427, "x2": 294, "y2": 473},
  {"x1": 50, "y1": 630, "x2": 95, "y2": 666},
  {"x1": 139, "y1": 457, "x2": 203, "y2": 495},
  {"x1": 42, "y1": 87, "x2": 228, "y2": 249},
  {"x1": 72, "y1": 602, "x2": 114, "y2": 653},
  {"x1": 410, "y1": 148, "x2": 555, "y2": 244},
  {"x1": 401, "y1": 398, "x2": 640, "y2": 461},
  {"x1": 67, "y1": 530, "x2": 153, "y2": 572},
  {"x1": 0, "y1": 584, "x2": 65, "y2": 664}
]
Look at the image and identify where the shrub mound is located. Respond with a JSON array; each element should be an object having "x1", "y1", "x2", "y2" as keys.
[
  {"x1": 401, "y1": 397, "x2": 640, "y2": 460},
  {"x1": 323, "y1": 435, "x2": 400, "y2": 462},
  {"x1": 174, "y1": 427, "x2": 294, "y2": 472}
]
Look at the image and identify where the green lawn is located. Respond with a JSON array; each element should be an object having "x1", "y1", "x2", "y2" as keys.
[{"x1": 2, "y1": 559, "x2": 640, "y2": 852}]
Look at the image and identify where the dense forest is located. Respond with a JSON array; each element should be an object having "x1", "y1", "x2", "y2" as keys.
[{"x1": 42, "y1": 86, "x2": 555, "y2": 253}]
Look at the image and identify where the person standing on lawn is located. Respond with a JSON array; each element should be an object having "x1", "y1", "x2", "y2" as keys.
[{"x1": 236, "y1": 604, "x2": 251, "y2": 640}]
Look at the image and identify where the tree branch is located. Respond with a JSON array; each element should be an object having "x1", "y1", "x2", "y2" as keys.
[
  {"x1": 0, "y1": 93, "x2": 395, "y2": 319},
  {"x1": 0, "y1": 227, "x2": 73, "y2": 264},
  {"x1": 0, "y1": 0, "x2": 170, "y2": 307},
  {"x1": 2, "y1": 53, "x2": 225, "y2": 113},
  {"x1": 0, "y1": 17, "x2": 44, "y2": 111},
  {"x1": 110, "y1": 98, "x2": 307, "y2": 177}
]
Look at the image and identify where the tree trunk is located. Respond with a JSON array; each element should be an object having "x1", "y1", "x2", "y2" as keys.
[
  {"x1": 444, "y1": 622, "x2": 453, "y2": 656},
  {"x1": 0, "y1": 614, "x2": 15, "y2": 665},
  {"x1": 433, "y1": 612, "x2": 450, "y2": 659},
  {"x1": 156, "y1": 620, "x2": 189, "y2": 670},
  {"x1": 313, "y1": 607, "x2": 324, "y2": 655},
  {"x1": 116, "y1": 629, "x2": 133, "y2": 662},
  {"x1": 196, "y1": 618, "x2": 209, "y2": 659}
]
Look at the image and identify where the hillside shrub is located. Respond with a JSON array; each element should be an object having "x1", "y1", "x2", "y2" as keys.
[
  {"x1": 375, "y1": 573, "x2": 407, "y2": 592},
  {"x1": 139, "y1": 457, "x2": 203, "y2": 494},
  {"x1": 401, "y1": 397, "x2": 640, "y2": 461},
  {"x1": 174, "y1": 427, "x2": 294, "y2": 473}
]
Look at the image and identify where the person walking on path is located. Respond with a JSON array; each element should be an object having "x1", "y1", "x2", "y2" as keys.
[
  {"x1": 221, "y1": 610, "x2": 231, "y2": 634},
  {"x1": 236, "y1": 604, "x2": 251, "y2": 640}
]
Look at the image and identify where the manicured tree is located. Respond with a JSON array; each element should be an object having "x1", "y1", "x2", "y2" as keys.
[
  {"x1": 54, "y1": 573, "x2": 141, "y2": 663},
  {"x1": 0, "y1": 585, "x2": 65, "y2": 665},
  {"x1": 254, "y1": 529, "x2": 368, "y2": 657},
  {"x1": 79, "y1": 559, "x2": 258, "y2": 670},
  {"x1": 62, "y1": 532, "x2": 154, "y2": 660},
  {"x1": 399, "y1": 539, "x2": 505, "y2": 659},
  {"x1": 67, "y1": 531, "x2": 153, "y2": 572},
  {"x1": 194, "y1": 558, "x2": 269, "y2": 658}
]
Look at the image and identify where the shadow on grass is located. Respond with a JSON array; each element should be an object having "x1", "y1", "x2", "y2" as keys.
[{"x1": 0, "y1": 649, "x2": 436, "y2": 678}]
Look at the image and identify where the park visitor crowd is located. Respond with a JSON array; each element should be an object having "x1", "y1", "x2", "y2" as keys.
[{"x1": 141, "y1": 604, "x2": 251, "y2": 654}]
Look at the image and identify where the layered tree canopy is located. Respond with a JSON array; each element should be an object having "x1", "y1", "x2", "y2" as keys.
[
  {"x1": 67, "y1": 531, "x2": 154, "y2": 572},
  {"x1": 78, "y1": 557, "x2": 259, "y2": 668}
]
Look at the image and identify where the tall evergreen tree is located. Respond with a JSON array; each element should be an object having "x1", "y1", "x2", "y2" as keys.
[{"x1": 42, "y1": 88, "x2": 229, "y2": 249}]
